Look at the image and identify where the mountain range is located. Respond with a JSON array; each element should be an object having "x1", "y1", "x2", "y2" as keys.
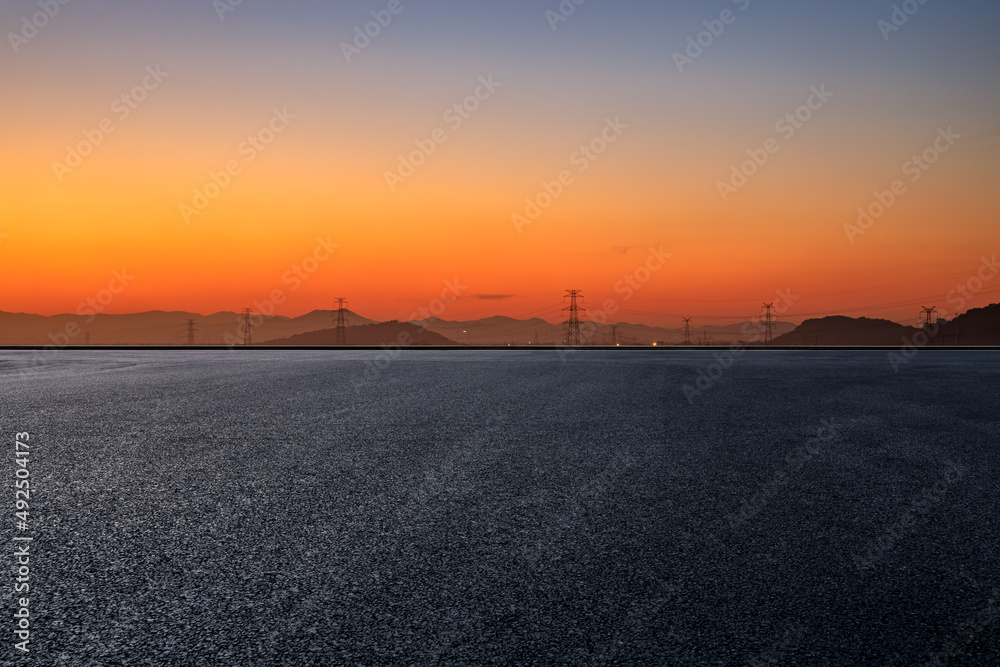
[
  {"x1": 0, "y1": 309, "x2": 796, "y2": 346},
  {"x1": 0, "y1": 309, "x2": 376, "y2": 346},
  {"x1": 0, "y1": 304, "x2": 996, "y2": 346}
]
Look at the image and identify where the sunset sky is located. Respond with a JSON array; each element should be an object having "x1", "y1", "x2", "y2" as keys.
[{"x1": 2, "y1": 0, "x2": 998, "y2": 327}]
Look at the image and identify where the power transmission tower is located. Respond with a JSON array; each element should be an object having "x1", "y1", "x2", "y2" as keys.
[
  {"x1": 184, "y1": 319, "x2": 197, "y2": 346},
  {"x1": 762, "y1": 303, "x2": 775, "y2": 345},
  {"x1": 682, "y1": 318, "x2": 693, "y2": 345},
  {"x1": 920, "y1": 306, "x2": 939, "y2": 345},
  {"x1": 241, "y1": 308, "x2": 253, "y2": 346},
  {"x1": 611, "y1": 324, "x2": 619, "y2": 346},
  {"x1": 563, "y1": 290, "x2": 585, "y2": 346},
  {"x1": 334, "y1": 298, "x2": 349, "y2": 346}
]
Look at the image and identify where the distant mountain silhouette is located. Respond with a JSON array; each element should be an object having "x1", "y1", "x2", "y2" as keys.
[
  {"x1": 414, "y1": 316, "x2": 560, "y2": 345},
  {"x1": 0, "y1": 307, "x2": 795, "y2": 346},
  {"x1": 937, "y1": 303, "x2": 1000, "y2": 345},
  {"x1": 0, "y1": 309, "x2": 374, "y2": 346},
  {"x1": 774, "y1": 304, "x2": 1000, "y2": 345},
  {"x1": 2, "y1": 304, "x2": 994, "y2": 346},
  {"x1": 774, "y1": 316, "x2": 919, "y2": 346},
  {"x1": 261, "y1": 322, "x2": 456, "y2": 346},
  {"x1": 413, "y1": 316, "x2": 796, "y2": 346}
]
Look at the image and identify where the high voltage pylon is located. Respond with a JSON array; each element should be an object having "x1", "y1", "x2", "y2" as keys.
[
  {"x1": 762, "y1": 303, "x2": 775, "y2": 345},
  {"x1": 563, "y1": 290, "x2": 585, "y2": 346},
  {"x1": 682, "y1": 318, "x2": 693, "y2": 345},
  {"x1": 611, "y1": 324, "x2": 619, "y2": 346},
  {"x1": 921, "y1": 306, "x2": 937, "y2": 328},
  {"x1": 334, "y1": 298, "x2": 349, "y2": 346},
  {"x1": 184, "y1": 319, "x2": 197, "y2": 346},
  {"x1": 241, "y1": 308, "x2": 253, "y2": 346}
]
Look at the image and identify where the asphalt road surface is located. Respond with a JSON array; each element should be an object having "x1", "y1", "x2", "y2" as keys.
[{"x1": 1, "y1": 350, "x2": 998, "y2": 665}]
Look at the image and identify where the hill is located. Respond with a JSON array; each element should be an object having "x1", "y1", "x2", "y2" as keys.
[
  {"x1": 0, "y1": 309, "x2": 374, "y2": 346},
  {"x1": 261, "y1": 322, "x2": 456, "y2": 346},
  {"x1": 938, "y1": 302, "x2": 1000, "y2": 345},
  {"x1": 413, "y1": 316, "x2": 797, "y2": 346},
  {"x1": 774, "y1": 316, "x2": 919, "y2": 346},
  {"x1": 0, "y1": 307, "x2": 799, "y2": 347},
  {"x1": 774, "y1": 304, "x2": 1000, "y2": 346}
]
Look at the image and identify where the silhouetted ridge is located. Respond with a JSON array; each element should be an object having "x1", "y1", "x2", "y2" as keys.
[
  {"x1": 775, "y1": 305, "x2": 1000, "y2": 345},
  {"x1": 261, "y1": 322, "x2": 455, "y2": 346}
]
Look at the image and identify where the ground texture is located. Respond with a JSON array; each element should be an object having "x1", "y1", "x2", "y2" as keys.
[{"x1": 1, "y1": 351, "x2": 998, "y2": 665}]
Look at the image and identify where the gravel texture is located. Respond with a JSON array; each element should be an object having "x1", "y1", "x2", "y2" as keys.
[{"x1": 1, "y1": 350, "x2": 998, "y2": 665}]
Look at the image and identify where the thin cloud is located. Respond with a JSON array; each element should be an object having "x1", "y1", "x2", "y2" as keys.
[
  {"x1": 612, "y1": 245, "x2": 638, "y2": 255},
  {"x1": 474, "y1": 294, "x2": 516, "y2": 300}
]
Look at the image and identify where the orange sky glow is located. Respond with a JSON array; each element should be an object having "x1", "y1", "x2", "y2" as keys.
[{"x1": 2, "y1": 1, "x2": 998, "y2": 327}]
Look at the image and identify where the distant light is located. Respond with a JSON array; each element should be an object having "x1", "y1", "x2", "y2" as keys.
[{"x1": 652, "y1": 342, "x2": 658, "y2": 346}]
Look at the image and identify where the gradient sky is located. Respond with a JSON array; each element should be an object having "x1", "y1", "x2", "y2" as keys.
[{"x1": 2, "y1": 0, "x2": 998, "y2": 326}]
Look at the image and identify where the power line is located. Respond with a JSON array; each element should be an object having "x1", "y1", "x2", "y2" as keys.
[
  {"x1": 241, "y1": 308, "x2": 253, "y2": 346},
  {"x1": 334, "y1": 298, "x2": 348, "y2": 346},
  {"x1": 563, "y1": 290, "x2": 585, "y2": 346},
  {"x1": 762, "y1": 303, "x2": 775, "y2": 345},
  {"x1": 183, "y1": 319, "x2": 197, "y2": 346},
  {"x1": 633, "y1": 270, "x2": 982, "y2": 305}
]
